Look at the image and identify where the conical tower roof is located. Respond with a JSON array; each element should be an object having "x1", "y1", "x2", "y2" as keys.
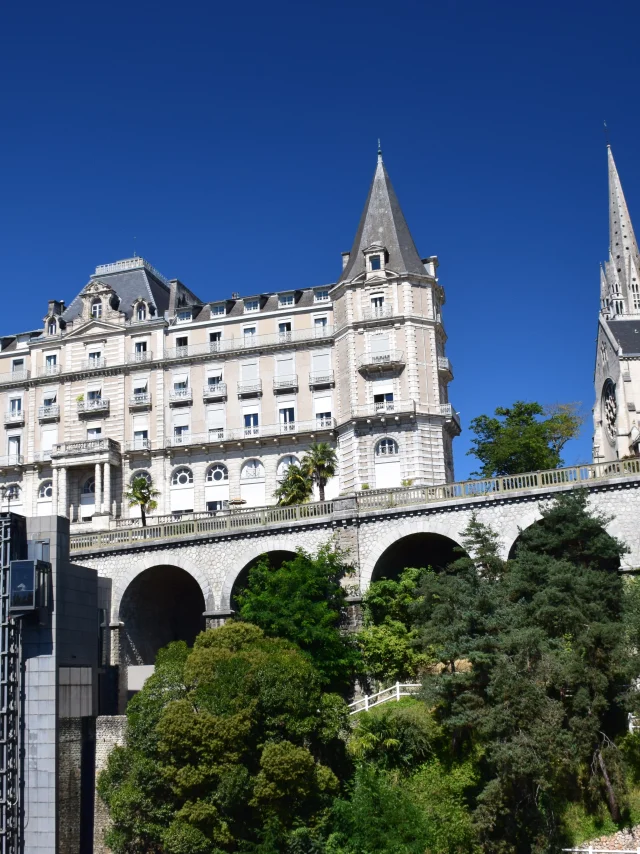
[
  {"x1": 339, "y1": 152, "x2": 425, "y2": 282},
  {"x1": 607, "y1": 146, "x2": 640, "y2": 304}
]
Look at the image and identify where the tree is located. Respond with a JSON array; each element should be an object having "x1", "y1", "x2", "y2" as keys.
[
  {"x1": 236, "y1": 546, "x2": 359, "y2": 693},
  {"x1": 98, "y1": 622, "x2": 349, "y2": 854},
  {"x1": 300, "y1": 443, "x2": 337, "y2": 502},
  {"x1": 124, "y1": 475, "x2": 160, "y2": 527},
  {"x1": 467, "y1": 400, "x2": 583, "y2": 477},
  {"x1": 274, "y1": 462, "x2": 313, "y2": 506}
]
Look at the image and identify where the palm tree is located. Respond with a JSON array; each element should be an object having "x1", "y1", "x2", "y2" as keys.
[
  {"x1": 300, "y1": 442, "x2": 337, "y2": 502},
  {"x1": 124, "y1": 475, "x2": 160, "y2": 527},
  {"x1": 274, "y1": 463, "x2": 312, "y2": 506}
]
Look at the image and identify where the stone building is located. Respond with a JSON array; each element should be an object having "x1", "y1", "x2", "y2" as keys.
[
  {"x1": 0, "y1": 152, "x2": 459, "y2": 525},
  {"x1": 594, "y1": 146, "x2": 640, "y2": 461}
]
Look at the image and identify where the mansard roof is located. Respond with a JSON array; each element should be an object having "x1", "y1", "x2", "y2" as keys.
[
  {"x1": 62, "y1": 258, "x2": 173, "y2": 322},
  {"x1": 339, "y1": 152, "x2": 425, "y2": 282}
]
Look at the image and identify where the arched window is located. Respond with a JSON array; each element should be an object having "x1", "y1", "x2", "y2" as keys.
[
  {"x1": 91, "y1": 299, "x2": 102, "y2": 319},
  {"x1": 241, "y1": 459, "x2": 264, "y2": 479},
  {"x1": 171, "y1": 467, "x2": 193, "y2": 486},
  {"x1": 47, "y1": 319, "x2": 57, "y2": 335},
  {"x1": 277, "y1": 455, "x2": 299, "y2": 480},
  {"x1": 38, "y1": 480, "x2": 53, "y2": 499},
  {"x1": 130, "y1": 470, "x2": 151, "y2": 485},
  {"x1": 376, "y1": 438, "x2": 399, "y2": 456},
  {"x1": 135, "y1": 302, "x2": 147, "y2": 321},
  {"x1": 3, "y1": 484, "x2": 20, "y2": 501},
  {"x1": 206, "y1": 464, "x2": 228, "y2": 483},
  {"x1": 82, "y1": 476, "x2": 96, "y2": 494}
]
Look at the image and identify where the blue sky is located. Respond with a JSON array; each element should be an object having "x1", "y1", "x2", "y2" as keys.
[{"x1": 2, "y1": 0, "x2": 640, "y2": 479}]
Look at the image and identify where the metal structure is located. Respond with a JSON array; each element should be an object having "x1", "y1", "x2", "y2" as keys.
[{"x1": 0, "y1": 514, "x2": 25, "y2": 854}]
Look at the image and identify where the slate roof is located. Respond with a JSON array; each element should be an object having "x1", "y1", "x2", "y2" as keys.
[
  {"x1": 607, "y1": 319, "x2": 640, "y2": 354},
  {"x1": 62, "y1": 264, "x2": 172, "y2": 322},
  {"x1": 339, "y1": 153, "x2": 425, "y2": 282}
]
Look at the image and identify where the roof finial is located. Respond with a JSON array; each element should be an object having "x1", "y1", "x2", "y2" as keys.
[
  {"x1": 604, "y1": 120, "x2": 611, "y2": 148},
  {"x1": 377, "y1": 138, "x2": 382, "y2": 159}
]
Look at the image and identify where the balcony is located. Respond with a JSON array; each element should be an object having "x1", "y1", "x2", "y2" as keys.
[
  {"x1": 125, "y1": 438, "x2": 152, "y2": 452},
  {"x1": 165, "y1": 325, "x2": 335, "y2": 361},
  {"x1": 362, "y1": 305, "x2": 393, "y2": 321},
  {"x1": 129, "y1": 392, "x2": 151, "y2": 409},
  {"x1": 437, "y1": 356, "x2": 453, "y2": 376},
  {"x1": 4, "y1": 410, "x2": 25, "y2": 426},
  {"x1": 38, "y1": 405, "x2": 60, "y2": 422},
  {"x1": 39, "y1": 363, "x2": 61, "y2": 377},
  {"x1": 0, "y1": 455, "x2": 23, "y2": 467},
  {"x1": 273, "y1": 375, "x2": 298, "y2": 393},
  {"x1": 440, "y1": 403, "x2": 461, "y2": 431},
  {"x1": 169, "y1": 388, "x2": 193, "y2": 405},
  {"x1": 51, "y1": 438, "x2": 121, "y2": 458},
  {"x1": 126, "y1": 350, "x2": 153, "y2": 364},
  {"x1": 350, "y1": 400, "x2": 416, "y2": 419},
  {"x1": 77, "y1": 398, "x2": 110, "y2": 416},
  {"x1": 309, "y1": 370, "x2": 334, "y2": 387},
  {"x1": 164, "y1": 418, "x2": 336, "y2": 449},
  {"x1": 85, "y1": 358, "x2": 107, "y2": 371},
  {"x1": 237, "y1": 379, "x2": 262, "y2": 397},
  {"x1": 0, "y1": 370, "x2": 30, "y2": 386},
  {"x1": 357, "y1": 350, "x2": 405, "y2": 372},
  {"x1": 202, "y1": 382, "x2": 227, "y2": 402}
]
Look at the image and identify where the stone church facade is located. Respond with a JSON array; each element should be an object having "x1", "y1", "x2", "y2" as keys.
[{"x1": 0, "y1": 151, "x2": 459, "y2": 527}]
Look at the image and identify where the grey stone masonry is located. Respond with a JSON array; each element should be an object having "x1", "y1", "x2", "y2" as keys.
[{"x1": 93, "y1": 716, "x2": 126, "y2": 854}]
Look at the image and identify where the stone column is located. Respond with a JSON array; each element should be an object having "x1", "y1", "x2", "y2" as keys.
[
  {"x1": 59, "y1": 466, "x2": 68, "y2": 518},
  {"x1": 104, "y1": 463, "x2": 111, "y2": 516},
  {"x1": 52, "y1": 467, "x2": 59, "y2": 515},
  {"x1": 95, "y1": 462, "x2": 102, "y2": 514}
]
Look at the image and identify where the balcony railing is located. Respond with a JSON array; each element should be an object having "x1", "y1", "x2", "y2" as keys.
[
  {"x1": 124, "y1": 438, "x2": 152, "y2": 452},
  {"x1": 345, "y1": 400, "x2": 459, "y2": 425},
  {"x1": 357, "y1": 350, "x2": 405, "y2": 371},
  {"x1": 309, "y1": 371, "x2": 334, "y2": 387},
  {"x1": 0, "y1": 455, "x2": 23, "y2": 467},
  {"x1": 0, "y1": 370, "x2": 30, "y2": 385},
  {"x1": 38, "y1": 405, "x2": 60, "y2": 421},
  {"x1": 4, "y1": 411, "x2": 25, "y2": 426},
  {"x1": 165, "y1": 418, "x2": 336, "y2": 448},
  {"x1": 39, "y1": 364, "x2": 61, "y2": 377},
  {"x1": 51, "y1": 438, "x2": 121, "y2": 458},
  {"x1": 437, "y1": 356, "x2": 452, "y2": 374},
  {"x1": 126, "y1": 351, "x2": 153, "y2": 364},
  {"x1": 85, "y1": 358, "x2": 107, "y2": 371},
  {"x1": 129, "y1": 393, "x2": 151, "y2": 408},
  {"x1": 166, "y1": 325, "x2": 334, "y2": 361},
  {"x1": 77, "y1": 398, "x2": 110, "y2": 415},
  {"x1": 237, "y1": 379, "x2": 262, "y2": 396},
  {"x1": 273, "y1": 375, "x2": 298, "y2": 392},
  {"x1": 203, "y1": 383, "x2": 227, "y2": 401},
  {"x1": 169, "y1": 388, "x2": 193, "y2": 405},
  {"x1": 362, "y1": 305, "x2": 393, "y2": 320}
]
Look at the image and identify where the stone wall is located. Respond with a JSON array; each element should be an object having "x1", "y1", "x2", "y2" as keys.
[{"x1": 93, "y1": 716, "x2": 127, "y2": 854}]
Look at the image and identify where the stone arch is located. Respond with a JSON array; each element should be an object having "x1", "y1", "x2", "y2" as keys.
[
  {"x1": 507, "y1": 513, "x2": 621, "y2": 570},
  {"x1": 112, "y1": 552, "x2": 214, "y2": 620},
  {"x1": 359, "y1": 518, "x2": 469, "y2": 591},
  {"x1": 219, "y1": 535, "x2": 300, "y2": 609},
  {"x1": 119, "y1": 564, "x2": 206, "y2": 666}
]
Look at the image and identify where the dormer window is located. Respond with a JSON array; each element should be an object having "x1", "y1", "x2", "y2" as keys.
[
  {"x1": 91, "y1": 299, "x2": 102, "y2": 319},
  {"x1": 279, "y1": 294, "x2": 294, "y2": 307},
  {"x1": 176, "y1": 310, "x2": 191, "y2": 324},
  {"x1": 210, "y1": 304, "x2": 225, "y2": 316},
  {"x1": 47, "y1": 319, "x2": 57, "y2": 335},
  {"x1": 315, "y1": 289, "x2": 329, "y2": 302},
  {"x1": 135, "y1": 302, "x2": 147, "y2": 321},
  {"x1": 244, "y1": 299, "x2": 259, "y2": 313},
  {"x1": 370, "y1": 255, "x2": 381, "y2": 271}
]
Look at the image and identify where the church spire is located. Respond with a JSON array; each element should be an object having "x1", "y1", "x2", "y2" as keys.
[
  {"x1": 605, "y1": 146, "x2": 640, "y2": 314},
  {"x1": 339, "y1": 152, "x2": 425, "y2": 282}
]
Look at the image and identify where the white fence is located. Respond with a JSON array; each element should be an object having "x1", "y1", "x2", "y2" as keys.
[{"x1": 348, "y1": 682, "x2": 421, "y2": 715}]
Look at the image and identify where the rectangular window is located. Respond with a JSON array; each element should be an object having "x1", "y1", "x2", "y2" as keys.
[
  {"x1": 176, "y1": 310, "x2": 191, "y2": 323},
  {"x1": 45, "y1": 354, "x2": 57, "y2": 367},
  {"x1": 207, "y1": 372, "x2": 223, "y2": 388},
  {"x1": 243, "y1": 326, "x2": 257, "y2": 344},
  {"x1": 173, "y1": 424, "x2": 190, "y2": 442},
  {"x1": 207, "y1": 500, "x2": 225, "y2": 512},
  {"x1": 278, "y1": 321, "x2": 292, "y2": 340},
  {"x1": 279, "y1": 407, "x2": 295, "y2": 431},
  {"x1": 87, "y1": 427, "x2": 101, "y2": 439},
  {"x1": 9, "y1": 398, "x2": 21, "y2": 414},
  {"x1": 210, "y1": 304, "x2": 225, "y2": 316},
  {"x1": 175, "y1": 336, "x2": 188, "y2": 354},
  {"x1": 133, "y1": 377, "x2": 148, "y2": 395},
  {"x1": 314, "y1": 317, "x2": 328, "y2": 336},
  {"x1": 43, "y1": 392, "x2": 57, "y2": 408},
  {"x1": 41, "y1": 427, "x2": 57, "y2": 452},
  {"x1": 12, "y1": 359, "x2": 24, "y2": 373},
  {"x1": 315, "y1": 289, "x2": 329, "y2": 302},
  {"x1": 374, "y1": 392, "x2": 394, "y2": 411},
  {"x1": 314, "y1": 394, "x2": 332, "y2": 425},
  {"x1": 244, "y1": 412, "x2": 259, "y2": 437},
  {"x1": 371, "y1": 295, "x2": 384, "y2": 309},
  {"x1": 370, "y1": 255, "x2": 381, "y2": 271},
  {"x1": 244, "y1": 299, "x2": 259, "y2": 313},
  {"x1": 88, "y1": 351, "x2": 101, "y2": 365},
  {"x1": 7, "y1": 436, "x2": 20, "y2": 457},
  {"x1": 279, "y1": 294, "x2": 294, "y2": 307},
  {"x1": 133, "y1": 429, "x2": 148, "y2": 448},
  {"x1": 134, "y1": 340, "x2": 147, "y2": 353},
  {"x1": 207, "y1": 406, "x2": 225, "y2": 439},
  {"x1": 241, "y1": 361, "x2": 258, "y2": 381},
  {"x1": 209, "y1": 331, "x2": 222, "y2": 352},
  {"x1": 87, "y1": 388, "x2": 102, "y2": 401},
  {"x1": 173, "y1": 373, "x2": 189, "y2": 391}
]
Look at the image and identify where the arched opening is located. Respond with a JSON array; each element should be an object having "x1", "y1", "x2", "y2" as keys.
[
  {"x1": 508, "y1": 520, "x2": 621, "y2": 570},
  {"x1": 230, "y1": 550, "x2": 298, "y2": 610},
  {"x1": 371, "y1": 532, "x2": 464, "y2": 583},
  {"x1": 119, "y1": 565, "x2": 206, "y2": 667}
]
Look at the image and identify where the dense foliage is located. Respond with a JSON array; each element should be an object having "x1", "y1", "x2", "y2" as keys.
[
  {"x1": 274, "y1": 442, "x2": 338, "y2": 505},
  {"x1": 100, "y1": 492, "x2": 640, "y2": 854},
  {"x1": 467, "y1": 400, "x2": 582, "y2": 476}
]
